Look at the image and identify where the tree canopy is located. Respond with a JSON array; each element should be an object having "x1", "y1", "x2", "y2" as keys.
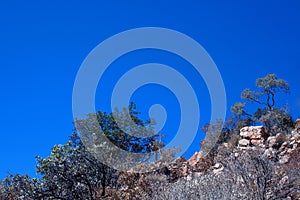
[
  {"x1": 230, "y1": 74, "x2": 293, "y2": 135},
  {"x1": 241, "y1": 74, "x2": 290, "y2": 110}
]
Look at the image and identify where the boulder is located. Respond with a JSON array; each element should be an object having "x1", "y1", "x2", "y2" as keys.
[
  {"x1": 223, "y1": 142, "x2": 229, "y2": 148},
  {"x1": 238, "y1": 139, "x2": 250, "y2": 147},
  {"x1": 212, "y1": 163, "x2": 224, "y2": 175},
  {"x1": 240, "y1": 127, "x2": 253, "y2": 138},
  {"x1": 240, "y1": 126, "x2": 268, "y2": 140},
  {"x1": 251, "y1": 139, "x2": 264, "y2": 146},
  {"x1": 239, "y1": 126, "x2": 269, "y2": 148}
]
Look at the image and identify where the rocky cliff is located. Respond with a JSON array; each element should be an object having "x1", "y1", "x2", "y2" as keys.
[
  {"x1": 109, "y1": 121, "x2": 300, "y2": 199},
  {"x1": 165, "y1": 122, "x2": 300, "y2": 199}
]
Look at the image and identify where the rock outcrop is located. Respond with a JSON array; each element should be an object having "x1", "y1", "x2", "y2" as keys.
[
  {"x1": 173, "y1": 124, "x2": 300, "y2": 199},
  {"x1": 238, "y1": 126, "x2": 269, "y2": 148},
  {"x1": 117, "y1": 124, "x2": 300, "y2": 200}
]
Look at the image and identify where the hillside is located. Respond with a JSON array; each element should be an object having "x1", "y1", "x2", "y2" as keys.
[
  {"x1": 107, "y1": 123, "x2": 300, "y2": 200},
  {"x1": 1, "y1": 121, "x2": 299, "y2": 199}
]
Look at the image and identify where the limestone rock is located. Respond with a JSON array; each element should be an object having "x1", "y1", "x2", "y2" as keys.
[
  {"x1": 240, "y1": 127, "x2": 253, "y2": 138},
  {"x1": 251, "y1": 139, "x2": 264, "y2": 145},
  {"x1": 212, "y1": 163, "x2": 224, "y2": 175},
  {"x1": 238, "y1": 126, "x2": 271, "y2": 149},
  {"x1": 238, "y1": 139, "x2": 250, "y2": 147},
  {"x1": 223, "y1": 142, "x2": 229, "y2": 148},
  {"x1": 240, "y1": 126, "x2": 268, "y2": 140}
]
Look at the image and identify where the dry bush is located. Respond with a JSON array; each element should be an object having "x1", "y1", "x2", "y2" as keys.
[{"x1": 151, "y1": 149, "x2": 274, "y2": 200}]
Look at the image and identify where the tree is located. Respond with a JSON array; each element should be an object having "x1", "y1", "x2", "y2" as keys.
[
  {"x1": 35, "y1": 103, "x2": 166, "y2": 199},
  {"x1": 229, "y1": 74, "x2": 293, "y2": 135},
  {"x1": 96, "y1": 103, "x2": 163, "y2": 154},
  {"x1": 200, "y1": 119, "x2": 224, "y2": 154},
  {"x1": 254, "y1": 107, "x2": 294, "y2": 135},
  {"x1": 229, "y1": 102, "x2": 254, "y2": 133},
  {"x1": 0, "y1": 174, "x2": 41, "y2": 199},
  {"x1": 241, "y1": 74, "x2": 289, "y2": 111},
  {"x1": 74, "y1": 102, "x2": 165, "y2": 171},
  {"x1": 0, "y1": 103, "x2": 171, "y2": 199},
  {"x1": 36, "y1": 133, "x2": 117, "y2": 199}
]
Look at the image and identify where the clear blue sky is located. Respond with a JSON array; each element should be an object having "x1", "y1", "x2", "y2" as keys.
[{"x1": 0, "y1": 0, "x2": 300, "y2": 178}]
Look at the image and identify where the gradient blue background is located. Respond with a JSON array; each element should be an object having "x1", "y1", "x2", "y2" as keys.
[{"x1": 0, "y1": 0, "x2": 300, "y2": 178}]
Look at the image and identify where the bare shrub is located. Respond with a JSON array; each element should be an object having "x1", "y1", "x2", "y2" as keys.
[{"x1": 152, "y1": 149, "x2": 274, "y2": 200}]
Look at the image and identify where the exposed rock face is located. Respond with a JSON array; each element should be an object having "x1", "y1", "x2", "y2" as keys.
[
  {"x1": 237, "y1": 125, "x2": 300, "y2": 164},
  {"x1": 212, "y1": 163, "x2": 223, "y2": 175},
  {"x1": 227, "y1": 125, "x2": 300, "y2": 199},
  {"x1": 186, "y1": 151, "x2": 215, "y2": 173},
  {"x1": 123, "y1": 125, "x2": 300, "y2": 200},
  {"x1": 167, "y1": 157, "x2": 187, "y2": 181},
  {"x1": 238, "y1": 126, "x2": 269, "y2": 148},
  {"x1": 240, "y1": 126, "x2": 268, "y2": 139},
  {"x1": 238, "y1": 138, "x2": 250, "y2": 147},
  {"x1": 187, "y1": 152, "x2": 202, "y2": 166}
]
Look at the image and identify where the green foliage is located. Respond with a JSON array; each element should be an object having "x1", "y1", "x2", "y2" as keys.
[
  {"x1": 231, "y1": 102, "x2": 248, "y2": 116},
  {"x1": 255, "y1": 107, "x2": 294, "y2": 135},
  {"x1": 74, "y1": 103, "x2": 166, "y2": 170},
  {"x1": 224, "y1": 102, "x2": 254, "y2": 136},
  {"x1": 228, "y1": 74, "x2": 294, "y2": 135},
  {"x1": 200, "y1": 119, "x2": 224, "y2": 154},
  {"x1": 1, "y1": 74, "x2": 298, "y2": 199},
  {"x1": 35, "y1": 133, "x2": 117, "y2": 199},
  {"x1": 0, "y1": 174, "x2": 40, "y2": 199},
  {"x1": 76, "y1": 102, "x2": 164, "y2": 154},
  {"x1": 241, "y1": 74, "x2": 290, "y2": 110},
  {"x1": 228, "y1": 132, "x2": 240, "y2": 148},
  {"x1": 0, "y1": 103, "x2": 169, "y2": 199}
]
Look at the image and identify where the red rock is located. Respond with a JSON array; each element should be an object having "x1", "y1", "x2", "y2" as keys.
[{"x1": 188, "y1": 152, "x2": 202, "y2": 166}]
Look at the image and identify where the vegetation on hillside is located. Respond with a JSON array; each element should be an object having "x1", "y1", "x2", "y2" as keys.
[{"x1": 0, "y1": 74, "x2": 299, "y2": 199}]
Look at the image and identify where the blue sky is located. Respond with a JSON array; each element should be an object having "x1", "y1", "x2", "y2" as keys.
[{"x1": 0, "y1": 0, "x2": 300, "y2": 178}]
